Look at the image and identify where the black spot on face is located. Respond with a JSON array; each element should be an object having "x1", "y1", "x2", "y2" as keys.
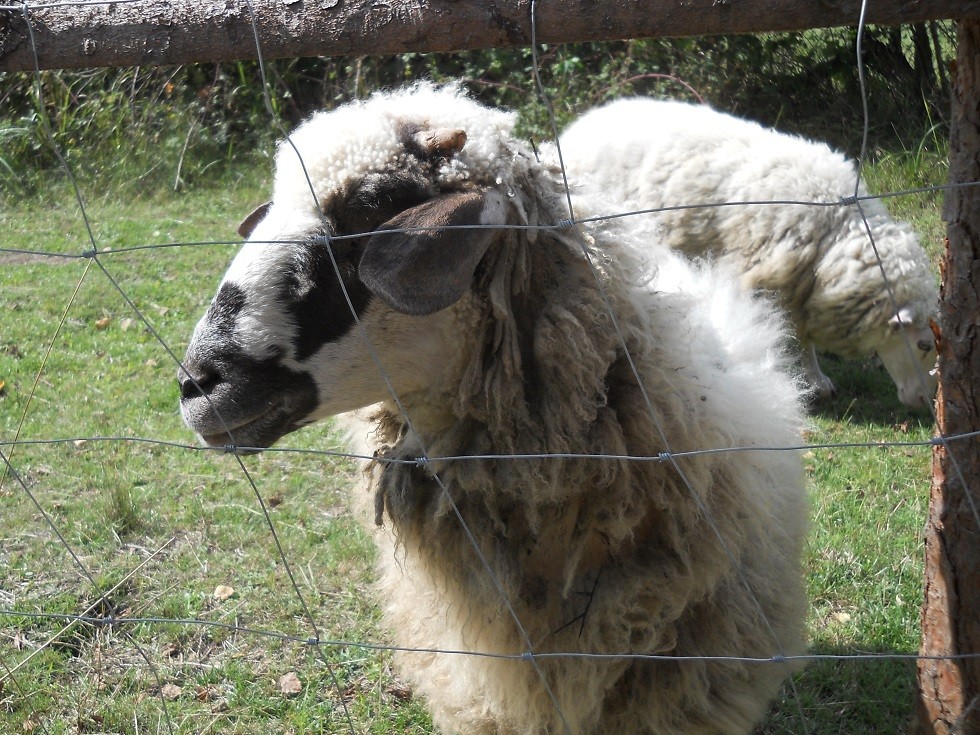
[
  {"x1": 206, "y1": 282, "x2": 247, "y2": 338},
  {"x1": 288, "y1": 235, "x2": 373, "y2": 362},
  {"x1": 286, "y1": 169, "x2": 438, "y2": 362},
  {"x1": 334, "y1": 169, "x2": 436, "y2": 237}
]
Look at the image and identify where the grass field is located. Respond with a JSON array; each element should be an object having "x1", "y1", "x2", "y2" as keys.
[{"x1": 0, "y1": 133, "x2": 944, "y2": 733}]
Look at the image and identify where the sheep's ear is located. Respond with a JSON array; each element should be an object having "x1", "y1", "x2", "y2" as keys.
[
  {"x1": 889, "y1": 306, "x2": 916, "y2": 330},
  {"x1": 238, "y1": 202, "x2": 272, "y2": 238},
  {"x1": 360, "y1": 189, "x2": 507, "y2": 316}
]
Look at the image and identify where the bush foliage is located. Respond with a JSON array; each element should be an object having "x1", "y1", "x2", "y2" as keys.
[{"x1": 0, "y1": 23, "x2": 954, "y2": 198}]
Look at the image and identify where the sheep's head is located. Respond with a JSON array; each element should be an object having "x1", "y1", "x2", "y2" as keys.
[
  {"x1": 178, "y1": 87, "x2": 516, "y2": 450},
  {"x1": 875, "y1": 307, "x2": 938, "y2": 408},
  {"x1": 860, "y1": 222, "x2": 939, "y2": 409}
]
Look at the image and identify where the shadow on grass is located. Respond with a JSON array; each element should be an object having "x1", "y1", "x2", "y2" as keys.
[
  {"x1": 759, "y1": 643, "x2": 919, "y2": 734},
  {"x1": 807, "y1": 353, "x2": 934, "y2": 429}
]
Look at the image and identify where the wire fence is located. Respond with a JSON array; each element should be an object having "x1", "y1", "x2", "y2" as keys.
[{"x1": 1, "y1": 1, "x2": 977, "y2": 733}]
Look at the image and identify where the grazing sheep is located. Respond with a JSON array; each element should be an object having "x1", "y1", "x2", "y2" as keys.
[
  {"x1": 554, "y1": 97, "x2": 938, "y2": 407},
  {"x1": 178, "y1": 84, "x2": 808, "y2": 734}
]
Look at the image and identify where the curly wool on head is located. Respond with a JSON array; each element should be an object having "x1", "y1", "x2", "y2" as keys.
[
  {"x1": 180, "y1": 83, "x2": 809, "y2": 735},
  {"x1": 555, "y1": 97, "x2": 939, "y2": 408},
  {"x1": 272, "y1": 84, "x2": 525, "y2": 216}
]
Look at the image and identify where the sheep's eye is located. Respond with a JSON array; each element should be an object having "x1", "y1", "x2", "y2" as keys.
[
  {"x1": 917, "y1": 339, "x2": 932, "y2": 352},
  {"x1": 323, "y1": 236, "x2": 359, "y2": 261},
  {"x1": 335, "y1": 171, "x2": 434, "y2": 237}
]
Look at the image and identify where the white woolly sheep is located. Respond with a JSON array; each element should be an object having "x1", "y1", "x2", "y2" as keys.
[
  {"x1": 178, "y1": 84, "x2": 808, "y2": 734},
  {"x1": 554, "y1": 97, "x2": 938, "y2": 407}
]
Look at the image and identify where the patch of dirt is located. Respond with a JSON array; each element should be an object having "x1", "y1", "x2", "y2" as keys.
[{"x1": 0, "y1": 251, "x2": 74, "y2": 265}]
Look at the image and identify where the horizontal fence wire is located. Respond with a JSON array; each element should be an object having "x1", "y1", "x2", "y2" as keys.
[
  {"x1": 5, "y1": 608, "x2": 980, "y2": 666},
  {"x1": 4, "y1": 179, "x2": 980, "y2": 259},
  {"x1": 2, "y1": 1, "x2": 978, "y2": 733},
  {"x1": 1, "y1": 431, "x2": 979, "y2": 463}
]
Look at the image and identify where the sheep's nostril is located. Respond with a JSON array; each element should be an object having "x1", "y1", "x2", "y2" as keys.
[{"x1": 178, "y1": 363, "x2": 220, "y2": 400}]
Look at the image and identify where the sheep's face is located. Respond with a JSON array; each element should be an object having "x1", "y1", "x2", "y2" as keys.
[
  {"x1": 876, "y1": 311, "x2": 938, "y2": 408},
  {"x1": 179, "y1": 106, "x2": 511, "y2": 451}
]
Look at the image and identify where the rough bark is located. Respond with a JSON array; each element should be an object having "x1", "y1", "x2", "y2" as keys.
[
  {"x1": 0, "y1": 0, "x2": 978, "y2": 72},
  {"x1": 915, "y1": 18, "x2": 980, "y2": 735},
  {"x1": 913, "y1": 23, "x2": 938, "y2": 96}
]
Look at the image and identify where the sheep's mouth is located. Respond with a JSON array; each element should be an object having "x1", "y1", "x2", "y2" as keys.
[
  {"x1": 198, "y1": 406, "x2": 293, "y2": 453},
  {"x1": 179, "y1": 365, "x2": 320, "y2": 453},
  {"x1": 184, "y1": 392, "x2": 318, "y2": 453}
]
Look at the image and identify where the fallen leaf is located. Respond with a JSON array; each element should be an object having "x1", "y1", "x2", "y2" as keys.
[
  {"x1": 161, "y1": 684, "x2": 182, "y2": 700},
  {"x1": 279, "y1": 671, "x2": 302, "y2": 696},
  {"x1": 120, "y1": 317, "x2": 135, "y2": 332},
  {"x1": 386, "y1": 683, "x2": 413, "y2": 700},
  {"x1": 162, "y1": 641, "x2": 182, "y2": 658},
  {"x1": 213, "y1": 585, "x2": 235, "y2": 602},
  {"x1": 73, "y1": 439, "x2": 88, "y2": 448},
  {"x1": 95, "y1": 317, "x2": 111, "y2": 330}
]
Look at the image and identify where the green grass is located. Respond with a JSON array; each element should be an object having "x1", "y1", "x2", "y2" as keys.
[
  {"x1": 0, "y1": 183, "x2": 427, "y2": 734},
  {"x1": 0, "y1": 135, "x2": 946, "y2": 734}
]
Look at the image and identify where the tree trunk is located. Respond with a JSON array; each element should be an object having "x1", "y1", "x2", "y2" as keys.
[
  {"x1": 932, "y1": 21, "x2": 953, "y2": 100},
  {"x1": 1, "y1": 0, "x2": 978, "y2": 72},
  {"x1": 915, "y1": 18, "x2": 980, "y2": 735},
  {"x1": 913, "y1": 23, "x2": 938, "y2": 97}
]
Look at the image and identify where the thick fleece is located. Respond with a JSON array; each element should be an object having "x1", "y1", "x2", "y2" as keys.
[
  {"x1": 180, "y1": 84, "x2": 809, "y2": 734},
  {"x1": 555, "y1": 97, "x2": 938, "y2": 407}
]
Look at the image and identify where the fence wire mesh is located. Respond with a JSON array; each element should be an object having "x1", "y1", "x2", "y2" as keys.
[{"x1": 1, "y1": 1, "x2": 978, "y2": 733}]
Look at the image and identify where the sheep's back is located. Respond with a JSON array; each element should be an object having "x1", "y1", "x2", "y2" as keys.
[{"x1": 558, "y1": 99, "x2": 862, "y2": 321}]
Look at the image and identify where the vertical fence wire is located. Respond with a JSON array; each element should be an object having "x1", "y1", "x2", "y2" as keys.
[{"x1": 527, "y1": 1, "x2": 814, "y2": 731}]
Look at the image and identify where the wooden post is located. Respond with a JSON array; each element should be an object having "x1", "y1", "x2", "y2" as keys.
[
  {"x1": 915, "y1": 18, "x2": 980, "y2": 735},
  {"x1": 0, "y1": 0, "x2": 976, "y2": 72}
]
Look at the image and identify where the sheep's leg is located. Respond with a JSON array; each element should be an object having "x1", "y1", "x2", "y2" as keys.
[{"x1": 802, "y1": 342, "x2": 836, "y2": 399}]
